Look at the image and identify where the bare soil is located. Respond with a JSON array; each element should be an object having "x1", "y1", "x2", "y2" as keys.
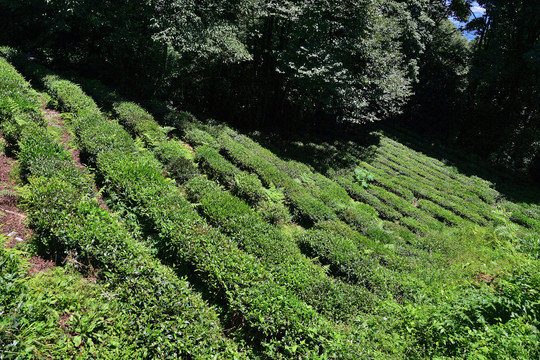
[
  {"x1": 42, "y1": 102, "x2": 109, "y2": 210},
  {"x1": 1, "y1": 136, "x2": 54, "y2": 273}
]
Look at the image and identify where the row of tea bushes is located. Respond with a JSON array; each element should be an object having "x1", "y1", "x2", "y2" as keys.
[
  {"x1": 28, "y1": 65, "x2": 363, "y2": 358},
  {"x1": 3, "y1": 58, "x2": 245, "y2": 359},
  {"x1": 184, "y1": 177, "x2": 375, "y2": 319},
  {"x1": 0, "y1": 235, "x2": 147, "y2": 358},
  {"x1": 194, "y1": 144, "x2": 292, "y2": 223},
  {"x1": 215, "y1": 128, "x2": 423, "y2": 243}
]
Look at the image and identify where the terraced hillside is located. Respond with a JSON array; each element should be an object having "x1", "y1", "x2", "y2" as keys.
[{"x1": 1, "y1": 54, "x2": 539, "y2": 359}]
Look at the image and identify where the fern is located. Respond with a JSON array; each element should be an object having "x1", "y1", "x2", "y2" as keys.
[
  {"x1": 0, "y1": 97, "x2": 22, "y2": 116},
  {"x1": 491, "y1": 206, "x2": 520, "y2": 253},
  {"x1": 263, "y1": 183, "x2": 285, "y2": 203},
  {"x1": 0, "y1": 188, "x2": 17, "y2": 198}
]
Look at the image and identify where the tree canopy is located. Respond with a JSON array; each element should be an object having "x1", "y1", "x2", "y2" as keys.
[{"x1": 0, "y1": 0, "x2": 538, "y2": 177}]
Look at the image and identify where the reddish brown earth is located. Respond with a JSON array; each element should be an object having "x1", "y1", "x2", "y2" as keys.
[
  {"x1": 0, "y1": 136, "x2": 54, "y2": 273},
  {"x1": 43, "y1": 102, "x2": 109, "y2": 210},
  {"x1": 0, "y1": 148, "x2": 31, "y2": 246}
]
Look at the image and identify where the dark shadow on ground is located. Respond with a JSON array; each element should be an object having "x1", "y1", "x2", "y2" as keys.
[{"x1": 249, "y1": 121, "x2": 382, "y2": 175}]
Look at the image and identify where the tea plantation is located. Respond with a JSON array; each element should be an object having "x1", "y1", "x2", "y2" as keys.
[{"x1": 1, "y1": 53, "x2": 539, "y2": 359}]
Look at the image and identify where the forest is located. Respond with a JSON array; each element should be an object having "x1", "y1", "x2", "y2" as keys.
[
  {"x1": 0, "y1": 0, "x2": 539, "y2": 359},
  {"x1": 1, "y1": 0, "x2": 538, "y2": 177}
]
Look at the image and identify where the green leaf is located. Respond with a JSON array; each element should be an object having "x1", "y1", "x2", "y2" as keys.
[{"x1": 73, "y1": 335, "x2": 82, "y2": 347}]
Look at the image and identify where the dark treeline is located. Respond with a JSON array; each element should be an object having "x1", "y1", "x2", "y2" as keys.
[{"x1": 1, "y1": 0, "x2": 538, "y2": 178}]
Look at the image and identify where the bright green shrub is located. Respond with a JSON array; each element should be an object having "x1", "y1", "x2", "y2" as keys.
[
  {"x1": 17, "y1": 123, "x2": 89, "y2": 190},
  {"x1": 195, "y1": 144, "x2": 289, "y2": 213},
  {"x1": 401, "y1": 216, "x2": 433, "y2": 233},
  {"x1": 36, "y1": 75, "x2": 136, "y2": 160},
  {"x1": 154, "y1": 138, "x2": 193, "y2": 162},
  {"x1": 73, "y1": 111, "x2": 136, "y2": 159},
  {"x1": 0, "y1": 57, "x2": 41, "y2": 117},
  {"x1": 43, "y1": 77, "x2": 101, "y2": 115},
  {"x1": 184, "y1": 176, "x2": 370, "y2": 319},
  {"x1": 113, "y1": 101, "x2": 166, "y2": 145},
  {"x1": 510, "y1": 211, "x2": 540, "y2": 232},
  {"x1": 61, "y1": 76, "x2": 200, "y2": 186},
  {"x1": 365, "y1": 226, "x2": 395, "y2": 244},
  {"x1": 368, "y1": 185, "x2": 440, "y2": 226},
  {"x1": 195, "y1": 144, "x2": 239, "y2": 185},
  {"x1": 256, "y1": 199, "x2": 292, "y2": 225},
  {"x1": 218, "y1": 132, "x2": 337, "y2": 225},
  {"x1": 0, "y1": 57, "x2": 43, "y2": 151},
  {"x1": 297, "y1": 228, "x2": 378, "y2": 285},
  {"x1": 333, "y1": 174, "x2": 403, "y2": 220},
  {"x1": 335, "y1": 200, "x2": 380, "y2": 232},
  {"x1": 232, "y1": 171, "x2": 266, "y2": 204},
  {"x1": 313, "y1": 220, "x2": 388, "y2": 254},
  {"x1": 154, "y1": 140, "x2": 198, "y2": 183},
  {"x1": 297, "y1": 223, "x2": 410, "y2": 300},
  {"x1": 184, "y1": 127, "x2": 220, "y2": 148},
  {"x1": 0, "y1": 234, "x2": 28, "y2": 310}
]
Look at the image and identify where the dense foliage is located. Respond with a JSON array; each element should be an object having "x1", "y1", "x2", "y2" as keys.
[
  {"x1": 2, "y1": 54, "x2": 540, "y2": 357},
  {"x1": 1, "y1": 0, "x2": 540, "y2": 356},
  {"x1": 1, "y1": 1, "x2": 538, "y2": 177},
  {"x1": 0, "y1": 0, "x2": 472, "y2": 125},
  {"x1": 463, "y1": 0, "x2": 540, "y2": 178}
]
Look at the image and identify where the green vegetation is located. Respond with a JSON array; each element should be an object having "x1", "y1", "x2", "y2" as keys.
[
  {"x1": 2, "y1": 7, "x2": 539, "y2": 355},
  {"x1": 1, "y1": 240, "x2": 141, "y2": 358},
  {"x1": 1, "y1": 57, "x2": 244, "y2": 359}
]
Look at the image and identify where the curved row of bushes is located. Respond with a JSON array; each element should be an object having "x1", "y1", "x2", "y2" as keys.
[
  {"x1": 184, "y1": 176, "x2": 379, "y2": 318},
  {"x1": 21, "y1": 61, "x2": 365, "y2": 359},
  {"x1": 369, "y1": 155, "x2": 493, "y2": 224},
  {"x1": 1, "y1": 57, "x2": 245, "y2": 359}
]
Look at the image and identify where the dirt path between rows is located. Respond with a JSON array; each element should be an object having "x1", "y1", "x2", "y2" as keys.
[
  {"x1": 0, "y1": 136, "x2": 55, "y2": 274},
  {"x1": 43, "y1": 102, "x2": 109, "y2": 210},
  {"x1": 1, "y1": 101, "x2": 108, "y2": 276}
]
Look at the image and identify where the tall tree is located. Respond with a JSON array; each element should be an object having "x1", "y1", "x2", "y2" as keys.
[{"x1": 465, "y1": 0, "x2": 540, "y2": 176}]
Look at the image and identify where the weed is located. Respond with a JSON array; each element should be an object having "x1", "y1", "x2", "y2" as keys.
[{"x1": 353, "y1": 168, "x2": 374, "y2": 188}]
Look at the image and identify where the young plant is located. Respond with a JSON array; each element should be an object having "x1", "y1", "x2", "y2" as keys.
[{"x1": 353, "y1": 168, "x2": 374, "y2": 188}]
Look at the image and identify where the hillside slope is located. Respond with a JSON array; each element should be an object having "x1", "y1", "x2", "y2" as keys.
[{"x1": 2, "y1": 54, "x2": 539, "y2": 359}]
